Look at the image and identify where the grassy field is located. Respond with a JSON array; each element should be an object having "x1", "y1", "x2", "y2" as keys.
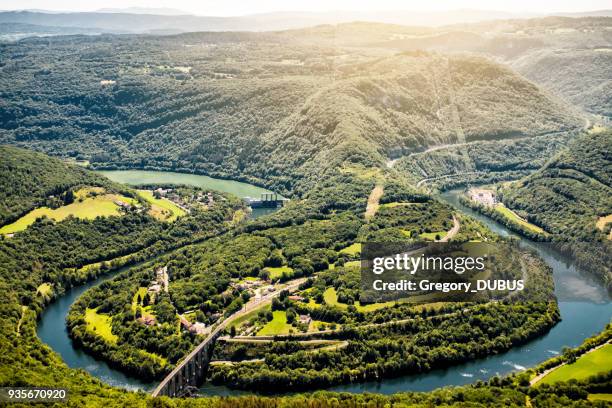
[
  {"x1": 420, "y1": 231, "x2": 447, "y2": 241},
  {"x1": 539, "y1": 343, "x2": 612, "y2": 385},
  {"x1": 137, "y1": 190, "x2": 186, "y2": 222},
  {"x1": 380, "y1": 202, "x2": 415, "y2": 208},
  {"x1": 344, "y1": 260, "x2": 361, "y2": 269},
  {"x1": 265, "y1": 266, "x2": 294, "y2": 280},
  {"x1": 588, "y1": 394, "x2": 612, "y2": 402},
  {"x1": 231, "y1": 304, "x2": 270, "y2": 331},
  {"x1": 77, "y1": 253, "x2": 134, "y2": 274},
  {"x1": 340, "y1": 165, "x2": 383, "y2": 181},
  {"x1": 85, "y1": 308, "x2": 118, "y2": 343},
  {"x1": 257, "y1": 310, "x2": 294, "y2": 336},
  {"x1": 36, "y1": 283, "x2": 52, "y2": 297},
  {"x1": 495, "y1": 203, "x2": 545, "y2": 234},
  {"x1": 323, "y1": 287, "x2": 398, "y2": 312},
  {"x1": 131, "y1": 287, "x2": 155, "y2": 319},
  {"x1": 339, "y1": 243, "x2": 361, "y2": 256},
  {"x1": 0, "y1": 188, "x2": 137, "y2": 234}
]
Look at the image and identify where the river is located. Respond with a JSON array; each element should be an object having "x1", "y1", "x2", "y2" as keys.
[
  {"x1": 326, "y1": 190, "x2": 611, "y2": 394},
  {"x1": 37, "y1": 170, "x2": 284, "y2": 392},
  {"x1": 37, "y1": 180, "x2": 611, "y2": 396}
]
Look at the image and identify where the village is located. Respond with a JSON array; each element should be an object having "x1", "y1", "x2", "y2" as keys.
[{"x1": 135, "y1": 265, "x2": 315, "y2": 338}]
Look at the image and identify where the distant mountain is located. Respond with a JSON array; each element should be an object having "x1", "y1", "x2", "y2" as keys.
[
  {"x1": 0, "y1": 9, "x2": 563, "y2": 35},
  {"x1": 556, "y1": 9, "x2": 612, "y2": 17},
  {"x1": 96, "y1": 7, "x2": 191, "y2": 16},
  {"x1": 0, "y1": 22, "x2": 113, "y2": 41},
  {"x1": 0, "y1": 9, "x2": 610, "y2": 35}
]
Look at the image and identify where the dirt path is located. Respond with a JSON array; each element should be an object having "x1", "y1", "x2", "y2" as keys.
[
  {"x1": 365, "y1": 185, "x2": 384, "y2": 220},
  {"x1": 16, "y1": 306, "x2": 27, "y2": 335},
  {"x1": 530, "y1": 340, "x2": 611, "y2": 386},
  {"x1": 439, "y1": 215, "x2": 460, "y2": 242}
]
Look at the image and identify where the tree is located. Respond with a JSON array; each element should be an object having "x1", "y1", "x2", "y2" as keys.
[
  {"x1": 286, "y1": 308, "x2": 296, "y2": 324},
  {"x1": 258, "y1": 269, "x2": 270, "y2": 281},
  {"x1": 63, "y1": 189, "x2": 75, "y2": 205}
]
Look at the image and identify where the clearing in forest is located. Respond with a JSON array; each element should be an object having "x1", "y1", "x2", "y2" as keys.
[
  {"x1": 264, "y1": 266, "x2": 294, "y2": 280},
  {"x1": 495, "y1": 204, "x2": 545, "y2": 234},
  {"x1": 596, "y1": 215, "x2": 612, "y2": 239},
  {"x1": 339, "y1": 243, "x2": 361, "y2": 256},
  {"x1": 0, "y1": 188, "x2": 138, "y2": 234},
  {"x1": 85, "y1": 308, "x2": 119, "y2": 343},
  {"x1": 365, "y1": 185, "x2": 384, "y2": 220},
  {"x1": 137, "y1": 190, "x2": 186, "y2": 222},
  {"x1": 257, "y1": 311, "x2": 294, "y2": 336}
]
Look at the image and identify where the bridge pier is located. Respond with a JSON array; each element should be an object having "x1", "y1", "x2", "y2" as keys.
[{"x1": 152, "y1": 330, "x2": 222, "y2": 398}]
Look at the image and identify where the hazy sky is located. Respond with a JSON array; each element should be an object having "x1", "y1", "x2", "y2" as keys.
[{"x1": 2, "y1": 0, "x2": 611, "y2": 16}]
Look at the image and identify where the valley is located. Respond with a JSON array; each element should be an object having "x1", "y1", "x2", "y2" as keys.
[{"x1": 0, "y1": 10, "x2": 610, "y2": 408}]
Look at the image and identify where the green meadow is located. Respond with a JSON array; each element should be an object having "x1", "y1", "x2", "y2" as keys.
[
  {"x1": 539, "y1": 344, "x2": 612, "y2": 385},
  {"x1": 495, "y1": 203, "x2": 545, "y2": 234},
  {"x1": 85, "y1": 308, "x2": 118, "y2": 344},
  {"x1": 137, "y1": 190, "x2": 186, "y2": 222},
  {"x1": 0, "y1": 189, "x2": 137, "y2": 234}
]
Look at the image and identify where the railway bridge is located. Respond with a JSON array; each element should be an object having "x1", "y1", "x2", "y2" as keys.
[
  {"x1": 151, "y1": 323, "x2": 223, "y2": 397},
  {"x1": 152, "y1": 278, "x2": 306, "y2": 397}
]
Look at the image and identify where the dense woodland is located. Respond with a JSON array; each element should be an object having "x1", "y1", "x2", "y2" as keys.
[
  {"x1": 0, "y1": 24, "x2": 585, "y2": 197},
  {"x1": 497, "y1": 130, "x2": 612, "y2": 289}
]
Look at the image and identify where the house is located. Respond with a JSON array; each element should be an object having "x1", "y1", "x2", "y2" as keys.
[
  {"x1": 148, "y1": 283, "x2": 162, "y2": 294},
  {"x1": 140, "y1": 315, "x2": 156, "y2": 326},
  {"x1": 288, "y1": 295, "x2": 305, "y2": 302},
  {"x1": 179, "y1": 316, "x2": 192, "y2": 330},
  {"x1": 154, "y1": 188, "x2": 170, "y2": 197},
  {"x1": 469, "y1": 188, "x2": 497, "y2": 207},
  {"x1": 114, "y1": 200, "x2": 132, "y2": 210},
  {"x1": 190, "y1": 322, "x2": 207, "y2": 335},
  {"x1": 298, "y1": 315, "x2": 312, "y2": 325}
]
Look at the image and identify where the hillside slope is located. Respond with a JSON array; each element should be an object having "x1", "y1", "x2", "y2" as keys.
[
  {"x1": 306, "y1": 18, "x2": 611, "y2": 119},
  {"x1": 501, "y1": 130, "x2": 611, "y2": 236},
  {"x1": 0, "y1": 33, "x2": 583, "y2": 196},
  {"x1": 0, "y1": 145, "x2": 119, "y2": 225},
  {"x1": 511, "y1": 49, "x2": 612, "y2": 118},
  {"x1": 499, "y1": 129, "x2": 612, "y2": 287}
]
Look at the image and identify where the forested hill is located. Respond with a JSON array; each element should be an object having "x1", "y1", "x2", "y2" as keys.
[
  {"x1": 284, "y1": 18, "x2": 612, "y2": 119},
  {"x1": 0, "y1": 32, "x2": 582, "y2": 196},
  {"x1": 499, "y1": 130, "x2": 612, "y2": 288},
  {"x1": 500, "y1": 129, "x2": 611, "y2": 237},
  {"x1": 0, "y1": 145, "x2": 120, "y2": 225}
]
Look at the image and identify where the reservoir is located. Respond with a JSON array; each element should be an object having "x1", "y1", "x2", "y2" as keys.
[
  {"x1": 37, "y1": 182, "x2": 611, "y2": 395},
  {"x1": 98, "y1": 170, "x2": 282, "y2": 218}
]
